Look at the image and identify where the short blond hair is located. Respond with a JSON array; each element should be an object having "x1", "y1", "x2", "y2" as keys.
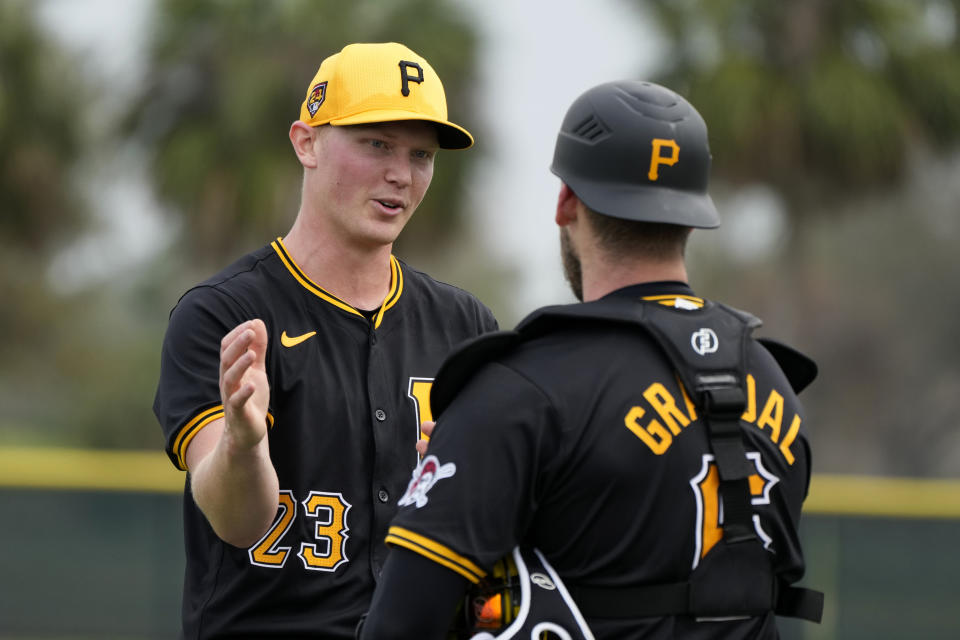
[{"x1": 581, "y1": 204, "x2": 691, "y2": 262}]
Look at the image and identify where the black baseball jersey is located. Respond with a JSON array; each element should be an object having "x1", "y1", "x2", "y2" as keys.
[
  {"x1": 153, "y1": 238, "x2": 497, "y2": 639},
  {"x1": 384, "y1": 282, "x2": 813, "y2": 639}
]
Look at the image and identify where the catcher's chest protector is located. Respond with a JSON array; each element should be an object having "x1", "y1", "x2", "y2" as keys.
[
  {"x1": 438, "y1": 298, "x2": 823, "y2": 635},
  {"x1": 523, "y1": 299, "x2": 824, "y2": 624}
]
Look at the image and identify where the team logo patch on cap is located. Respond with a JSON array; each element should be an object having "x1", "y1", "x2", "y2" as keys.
[
  {"x1": 398, "y1": 455, "x2": 456, "y2": 508},
  {"x1": 306, "y1": 81, "x2": 327, "y2": 117}
]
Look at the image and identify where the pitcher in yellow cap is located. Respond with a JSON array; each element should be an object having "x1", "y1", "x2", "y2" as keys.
[{"x1": 153, "y1": 42, "x2": 496, "y2": 638}]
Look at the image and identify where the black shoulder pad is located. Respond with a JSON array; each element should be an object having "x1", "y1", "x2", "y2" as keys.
[
  {"x1": 430, "y1": 302, "x2": 630, "y2": 418},
  {"x1": 430, "y1": 330, "x2": 521, "y2": 417},
  {"x1": 757, "y1": 338, "x2": 818, "y2": 393}
]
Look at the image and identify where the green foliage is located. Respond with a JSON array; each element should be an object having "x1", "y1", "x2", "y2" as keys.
[
  {"x1": 635, "y1": 0, "x2": 960, "y2": 476},
  {"x1": 125, "y1": 0, "x2": 481, "y2": 269},
  {"x1": 0, "y1": 2, "x2": 95, "y2": 430},
  {"x1": 2, "y1": 0, "x2": 956, "y2": 471},
  {"x1": 891, "y1": 49, "x2": 960, "y2": 146},
  {"x1": 638, "y1": 0, "x2": 960, "y2": 204},
  {"x1": 0, "y1": 1, "x2": 89, "y2": 253},
  {"x1": 1, "y1": 0, "x2": 486, "y2": 452},
  {"x1": 800, "y1": 57, "x2": 906, "y2": 185}
]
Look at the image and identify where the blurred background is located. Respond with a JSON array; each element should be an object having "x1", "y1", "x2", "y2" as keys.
[{"x1": 1, "y1": 0, "x2": 958, "y2": 637}]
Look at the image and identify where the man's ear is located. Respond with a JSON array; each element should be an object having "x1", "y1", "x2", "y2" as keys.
[
  {"x1": 289, "y1": 121, "x2": 319, "y2": 169},
  {"x1": 555, "y1": 183, "x2": 580, "y2": 227}
]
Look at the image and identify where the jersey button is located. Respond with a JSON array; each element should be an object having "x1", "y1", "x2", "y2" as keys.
[
  {"x1": 375, "y1": 409, "x2": 387, "y2": 422},
  {"x1": 378, "y1": 489, "x2": 390, "y2": 503}
]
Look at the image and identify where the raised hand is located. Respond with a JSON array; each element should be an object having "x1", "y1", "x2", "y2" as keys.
[{"x1": 219, "y1": 319, "x2": 271, "y2": 451}]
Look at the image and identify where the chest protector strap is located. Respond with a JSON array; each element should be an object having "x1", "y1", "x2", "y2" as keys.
[{"x1": 433, "y1": 297, "x2": 823, "y2": 624}]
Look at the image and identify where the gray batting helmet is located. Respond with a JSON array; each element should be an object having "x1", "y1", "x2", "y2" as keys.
[{"x1": 550, "y1": 80, "x2": 720, "y2": 228}]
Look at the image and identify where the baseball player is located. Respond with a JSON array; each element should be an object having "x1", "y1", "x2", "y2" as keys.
[
  {"x1": 359, "y1": 81, "x2": 822, "y2": 639},
  {"x1": 153, "y1": 42, "x2": 497, "y2": 638}
]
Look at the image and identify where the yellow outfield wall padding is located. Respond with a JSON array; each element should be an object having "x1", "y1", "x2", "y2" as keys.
[
  {"x1": 805, "y1": 473, "x2": 960, "y2": 519},
  {"x1": 1, "y1": 447, "x2": 959, "y2": 519},
  {"x1": 0, "y1": 446, "x2": 183, "y2": 493}
]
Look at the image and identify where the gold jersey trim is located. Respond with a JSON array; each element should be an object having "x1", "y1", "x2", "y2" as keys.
[
  {"x1": 271, "y1": 238, "x2": 402, "y2": 328},
  {"x1": 374, "y1": 255, "x2": 403, "y2": 329},
  {"x1": 386, "y1": 526, "x2": 486, "y2": 583},
  {"x1": 641, "y1": 294, "x2": 705, "y2": 309},
  {"x1": 172, "y1": 405, "x2": 223, "y2": 471},
  {"x1": 172, "y1": 406, "x2": 275, "y2": 471}
]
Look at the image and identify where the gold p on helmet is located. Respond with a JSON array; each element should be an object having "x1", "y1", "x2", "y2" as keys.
[{"x1": 550, "y1": 80, "x2": 719, "y2": 228}]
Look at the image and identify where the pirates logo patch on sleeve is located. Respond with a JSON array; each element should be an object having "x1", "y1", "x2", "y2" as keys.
[{"x1": 398, "y1": 455, "x2": 456, "y2": 508}]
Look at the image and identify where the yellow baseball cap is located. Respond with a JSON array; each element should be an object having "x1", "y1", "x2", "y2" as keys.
[{"x1": 299, "y1": 42, "x2": 474, "y2": 150}]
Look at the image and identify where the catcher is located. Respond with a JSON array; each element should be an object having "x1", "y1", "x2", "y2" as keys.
[{"x1": 359, "y1": 80, "x2": 822, "y2": 639}]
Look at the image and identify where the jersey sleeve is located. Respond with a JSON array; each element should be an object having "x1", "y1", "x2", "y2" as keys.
[
  {"x1": 386, "y1": 361, "x2": 560, "y2": 582},
  {"x1": 359, "y1": 546, "x2": 469, "y2": 639},
  {"x1": 153, "y1": 286, "x2": 253, "y2": 470},
  {"x1": 478, "y1": 302, "x2": 499, "y2": 333}
]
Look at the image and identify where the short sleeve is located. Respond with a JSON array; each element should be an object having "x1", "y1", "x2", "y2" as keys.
[
  {"x1": 153, "y1": 286, "x2": 252, "y2": 470},
  {"x1": 479, "y1": 303, "x2": 499, "y2": 333},
  {"x1": 386, "y1": 361, "x2": 560, "y2": 580}
]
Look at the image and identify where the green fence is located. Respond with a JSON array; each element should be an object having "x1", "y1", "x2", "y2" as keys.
[{"x1": 1, "y1": 448, "x2": 958, "y2": 639}]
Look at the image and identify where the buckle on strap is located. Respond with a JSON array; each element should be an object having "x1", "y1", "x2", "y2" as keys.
[
  {"x1": 698, "y1": 377, "x2": 752, "y2": 481},
  {"x1": 700, "y1": 380, "x2": 745, "y2": 417}
]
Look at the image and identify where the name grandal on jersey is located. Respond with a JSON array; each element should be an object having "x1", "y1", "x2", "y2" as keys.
[{"x1": 624, "y1": 374, "x2": 803, "y2": 464}]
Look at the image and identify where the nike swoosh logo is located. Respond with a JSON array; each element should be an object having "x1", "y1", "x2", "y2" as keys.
[{"x1": 281, "y1": 330, "x2": 317, "y2": 348}]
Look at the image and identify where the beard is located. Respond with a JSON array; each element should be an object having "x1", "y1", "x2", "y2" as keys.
[{"x1": 559, "y1": 227, "x2": 583, "y2": 302}]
